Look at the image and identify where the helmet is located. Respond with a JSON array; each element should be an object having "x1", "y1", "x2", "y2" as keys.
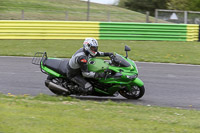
[{"x1": 83, "y1": 38, "x2": 98, "y2": 56}]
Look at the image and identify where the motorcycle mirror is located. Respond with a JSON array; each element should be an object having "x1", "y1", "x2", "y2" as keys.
[
  {"x1": 125, "y1": 45, "x2": 131, "y2": 51},
  {"x1": 125, "y1": 45, "x2": 131, "y2": 58}
]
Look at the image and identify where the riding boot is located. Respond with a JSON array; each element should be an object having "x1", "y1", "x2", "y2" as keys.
[{"x1": 70, "y1": 75, "x2": 93, "y2": 94}]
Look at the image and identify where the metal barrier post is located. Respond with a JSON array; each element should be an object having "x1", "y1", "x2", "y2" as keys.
[
  {"x1": 65, "y1": 11, "x2": 68, "y2": 21},
  {"x1": 107, "y1": 11, "x2": 110, "y2": 22},
  {"x1": 21, "y1": 10, "x2": 24, "y2": 20},
  {"x1": 87, "y1": 0, "x2": 90, "y2": 21},
  {"x1": 146, "y1": 11, "x2": 150, "y2": 23},
  {"x1": 184, "y1": 11, "x2": 188, "y2": 24},
  {"x1": 155, "y1": 9, "x2": 158, "y2": 23}
]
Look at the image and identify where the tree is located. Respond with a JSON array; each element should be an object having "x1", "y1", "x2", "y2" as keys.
[
  {"x1": 118, "y1": 0, "x2": 128, "y2": 7},
  {"x1": 167, "y1": 0, "x2": 200, "y2": 11},
  {"x1": 189, "y1": 0, "x2": 200, "y2": 11},
  {"x1": 167, "y1": 0, "x2": 191, "y2": 10},
  {"x1": 119, "y1": 0, "x2": 200, "y2": 16},
  {"x1": 122, "y1": 0, "x2": 169, "y2": 15}
]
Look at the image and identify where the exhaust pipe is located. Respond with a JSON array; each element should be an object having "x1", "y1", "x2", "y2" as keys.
[{"x1": 45, "y1": 80, "x2": 70, "y2": 95}]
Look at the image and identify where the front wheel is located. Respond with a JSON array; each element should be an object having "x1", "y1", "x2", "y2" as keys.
[{"x1": 119, "y1": 85, "x2": 145, "y2": 99}]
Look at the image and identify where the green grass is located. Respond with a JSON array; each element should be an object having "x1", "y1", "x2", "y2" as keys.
[
  {"x1": 0, "y1": 40, "x2": 200, "y2": 65},
  {"x1": 0, "y1": 0, "x2": 158, "y2": 22},
  {"x1": 0, "y1": 93, "x2": 200, "y2": 133}
]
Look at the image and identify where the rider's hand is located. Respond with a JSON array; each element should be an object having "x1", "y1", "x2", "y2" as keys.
[
  {"x1": 109, "y1": 53, "x2": 114, "y2": 58},
  {"x1": 108, "y1": 52, "x2": 114, "y2": 56},
  {"x1": 95, "y1": 72, "x2": 106, "y2": 78}
]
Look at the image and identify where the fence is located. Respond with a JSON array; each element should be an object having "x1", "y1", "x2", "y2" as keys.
[
  {"x1": 0, "y1": 20, "x2": 198, "y2": 41},
  {"x1": 155, "y1": 9, "x2": 200, "y2": 24},
  {"x1": 2, "y1": 8, "x2": 200, "y2": 24},
  {"x1": 0, "y1": 10, "x2": 152, "y2": 23}
]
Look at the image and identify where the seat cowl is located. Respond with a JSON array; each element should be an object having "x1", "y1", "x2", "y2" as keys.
[{"x1": 44, "y1": 59, "x2": 68, "y2": 76}]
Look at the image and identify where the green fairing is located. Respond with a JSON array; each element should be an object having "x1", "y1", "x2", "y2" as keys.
[
  {"x1": 132, "y1": 78, "x2": 144, "y2": 87},
  {"x1": 87, "y1": 58, "x2": 109, "y2": 72},
  {"x1": 87, "y1": 54, "x2": 144, "y2": 95}
]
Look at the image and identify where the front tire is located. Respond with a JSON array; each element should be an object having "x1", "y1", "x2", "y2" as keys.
[{"x1": 119, "y1": 85, "x2": 145, "y2": 99}]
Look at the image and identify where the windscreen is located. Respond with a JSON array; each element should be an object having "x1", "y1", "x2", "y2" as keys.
[{"x1": 113, "y1": 54, "x2": 131, "y2": 67}]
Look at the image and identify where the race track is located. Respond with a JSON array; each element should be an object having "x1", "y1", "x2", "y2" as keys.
[{"x1": 1, "y1": 56, "x2": 200, "y2": 110}]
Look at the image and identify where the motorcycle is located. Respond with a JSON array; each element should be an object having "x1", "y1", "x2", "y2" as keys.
[{"x1": 32, "y1": 45, "x2": 145, "y2": 99}]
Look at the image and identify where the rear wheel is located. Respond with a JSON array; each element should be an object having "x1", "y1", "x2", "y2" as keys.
[{"x1": 119, "y1": 85, "x2": 145, "y2": 99}]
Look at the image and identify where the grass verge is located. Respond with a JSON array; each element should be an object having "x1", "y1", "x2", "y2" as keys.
[
  {"x1": 0, "y1": 0, "x2": 157, "y2": 22},
  {"x1": 0, "y1": 93, "x2": 200, "y2": 133},
  {"x1": 0, "y1": 40, "x2": 200, "y2": 65}
]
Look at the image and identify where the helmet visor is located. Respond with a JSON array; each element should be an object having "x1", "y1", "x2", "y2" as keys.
[{"x1": 90, "y1": 46, "x2": 98, "y2": 52}]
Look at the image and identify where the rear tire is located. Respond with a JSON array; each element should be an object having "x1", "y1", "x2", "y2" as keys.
[{"x1": 119, "y1": 85, "x2": 145, "y2": 99}]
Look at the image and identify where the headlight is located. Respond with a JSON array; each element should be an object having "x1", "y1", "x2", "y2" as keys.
[{"x1": 126, "y1": 74, "x2": 138, "y2": 79}]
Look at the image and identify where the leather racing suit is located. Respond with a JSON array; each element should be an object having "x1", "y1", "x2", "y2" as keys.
[{"x1": 66, "y1": 48, "x2": 112, "y2": 93}]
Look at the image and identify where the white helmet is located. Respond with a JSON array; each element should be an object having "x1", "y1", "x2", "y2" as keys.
[{"x1": 83, "y1": 38, "x2": 98, "y2": 56}]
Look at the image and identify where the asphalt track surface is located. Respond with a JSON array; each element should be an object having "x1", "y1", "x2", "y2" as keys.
[{"x1": 0, "y1": 56, "x2": 200, "y2": 110}]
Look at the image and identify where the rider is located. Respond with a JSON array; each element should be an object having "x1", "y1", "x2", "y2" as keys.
[{"x1": 66, "y1": 38, "x2": 113, "y2": 94}]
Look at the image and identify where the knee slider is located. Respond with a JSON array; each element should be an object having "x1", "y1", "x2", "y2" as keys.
[{"x1": 85, "y1": 82, "x2": 93, "y2": 91}]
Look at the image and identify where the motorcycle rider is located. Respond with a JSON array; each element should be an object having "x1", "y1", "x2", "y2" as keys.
[{"x1": 66, "y1": 38, "x2": 113, "y2": 94}]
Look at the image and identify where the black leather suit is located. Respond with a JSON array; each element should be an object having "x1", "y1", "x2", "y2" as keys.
[{"x1": 66, "y1": 48, "x2": 111, "y2": 92}]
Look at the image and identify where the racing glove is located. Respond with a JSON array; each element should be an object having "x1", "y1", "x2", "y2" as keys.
[
  {"x1": 94, "y1": 72, "x2": 106, "y2": 78},
  {"x1": 104, "y1": 52, "x2": 113, "y2": 56},
  {"x1": 108, "y1": 52, "x2": 114, "y2": 56}
]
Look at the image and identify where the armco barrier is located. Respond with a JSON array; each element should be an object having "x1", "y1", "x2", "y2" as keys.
[
  {"x1": 0, "y1": 21, "x2": 100, "y2": 39},
  {"x1": 187, "y1": 24, "x2": 199, "y2": 41},
  {"x1": 0, "y1": 20, "x2": 199, "y2": 41},
  {"x1": 100, "y1": 22, "x2": 199, "y2": 41}
]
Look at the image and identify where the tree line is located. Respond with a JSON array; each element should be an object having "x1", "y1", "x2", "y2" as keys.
[{"x1": 118, "y1": 0, "x2": 200, "y2": 15}]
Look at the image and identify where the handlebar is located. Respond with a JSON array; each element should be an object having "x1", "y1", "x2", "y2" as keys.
[{"x1": 109, "y1": 54, "x2": 121, "y2": 66}]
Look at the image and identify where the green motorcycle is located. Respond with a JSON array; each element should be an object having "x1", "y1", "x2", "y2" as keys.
[{"x1": 32, "y1": 46, "x2": 145, "y2": 99}]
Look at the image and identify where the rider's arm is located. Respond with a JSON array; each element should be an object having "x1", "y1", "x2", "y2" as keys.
[
  {"x1": 96, "y1": 51, "x2": 113, "y2": 57},
  {"x1": 77, "y1": 56, "x2": 96, "y2": 78}
]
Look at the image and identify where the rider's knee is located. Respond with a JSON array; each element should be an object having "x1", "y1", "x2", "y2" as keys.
[{"x1": 85, "y1": 82, "x2": 93, "y2": 92}]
